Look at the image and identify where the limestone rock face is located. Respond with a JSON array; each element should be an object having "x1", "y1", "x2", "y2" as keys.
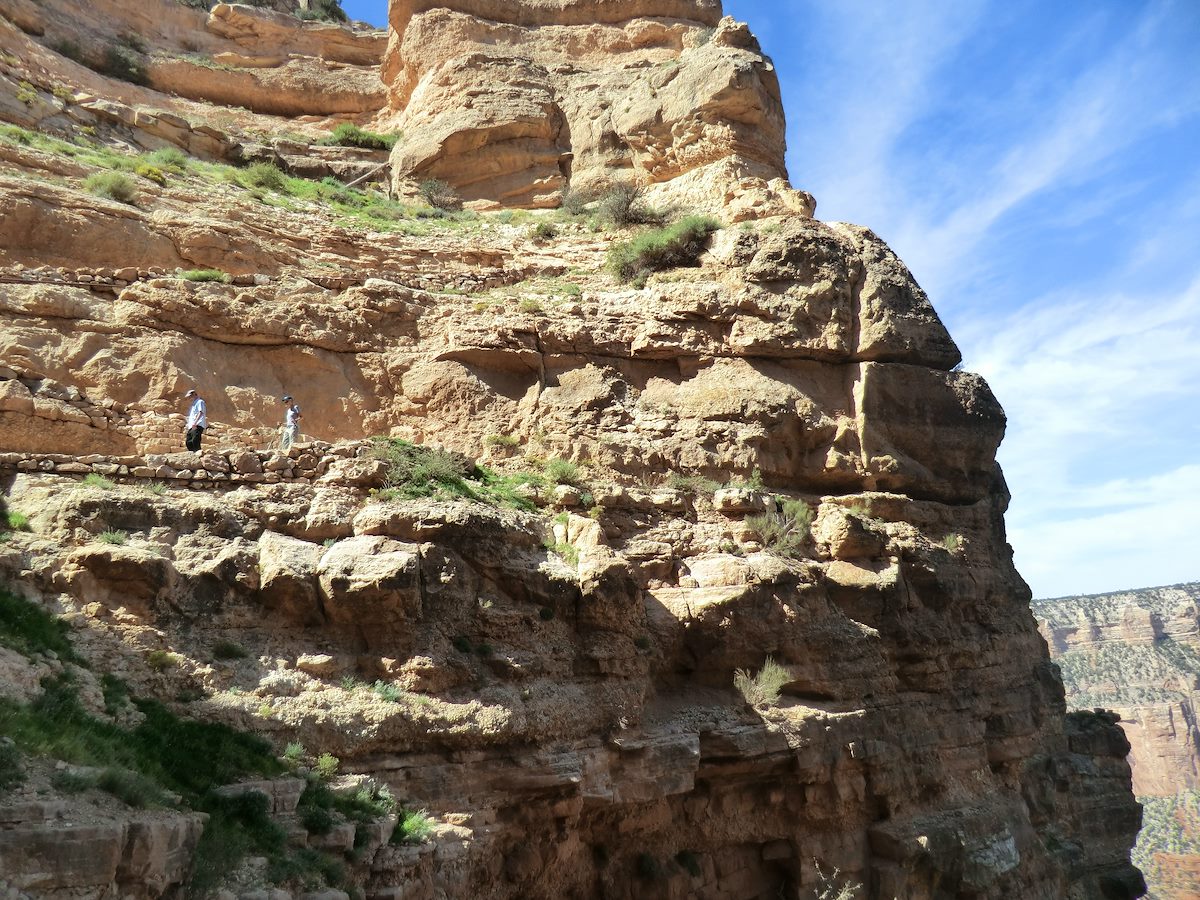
[
  {"x1": 0, "y1": 0, "x2": 1145, "y2": 897},
  {"x1": 383, "y1": 0, "x2": 805, "y2": 215}
]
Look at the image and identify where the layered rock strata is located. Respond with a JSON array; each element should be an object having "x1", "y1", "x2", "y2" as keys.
[
  {"x1": 382, "y1": 0, "x2": 809, "y2": 216},
  {"x1": 0, "y1": 208, "x2": 1146, "y2": 898},
  {"x1": 0, "y1": 0, "x2": 1145, "y2": 897}
]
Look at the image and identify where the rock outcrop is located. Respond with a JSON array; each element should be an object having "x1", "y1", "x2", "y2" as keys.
[
  {"x1": 382, "y1": 0, "x2": 809, "y2": 216},
  {"x1": 0, "y1": 0, "x2": 1144, "y2": 897}
]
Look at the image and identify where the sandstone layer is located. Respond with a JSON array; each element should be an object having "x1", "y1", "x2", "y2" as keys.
[
  {"x1": 0, "y1": 0, "x2": 1144, "y2": 898},
  {"x1": 382, "y1": 0, "x2": 809, "y2": 217}
]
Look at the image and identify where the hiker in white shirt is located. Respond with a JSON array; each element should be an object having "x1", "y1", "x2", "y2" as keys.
[
  {"x1": 280, "y1": 395, "x2": 302, "y2": 450},
  {"x1": 183, "y1": 389, "x2": 207, "y2": 452}
]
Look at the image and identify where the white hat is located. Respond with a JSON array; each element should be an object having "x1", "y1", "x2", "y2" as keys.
[{"x1": 184, "y1": 389, "x2": 197, "y2": 398}]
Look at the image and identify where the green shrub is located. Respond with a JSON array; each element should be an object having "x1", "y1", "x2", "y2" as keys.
[
  {"x1": 544, "y1": 458, "x2": 581, "y2": 485},
  {"x1": 484, "y1": 433, "x2": 520, "y2": 449},
  {"x1": 144, "y1": 146, "x2": 189, "y2": 172},
  {"x1": 194, "y1": 791, "x2": 287, "y2": 893},
  {"x1": 98, "y1": 530, "x2": 127, "y2": 546},
  {"x1": 180, "y1": 269, "x2": 230, "y2": 283},
  {"x1": 283, "y1": 741, "x2": 306, "y2": 763},
  {"x1": 418, "y1": 178, "x2": 460, "y2": 210},
  {"x1": 315, "y1": 752, "x2": 339, "y2": 780},
  {"x1": 452, "y1": 635, "x2": 473, "y2": 654},
  {"x1": 51, "y1": 768, "x2": 96, "y2": 793},
  {"x1": 295, "y1": 0, "x2": 348, "y2": 22},
  {"x1": 747, "y1": 498, "x2": 812, "y2": 559},
  {"x1": 99, "y1": 37, "x2": 148, "y2": 85},
  {"x1": 15, "y1": 80, "x2": 37, "y2": 106},
  {"x1": 97, "y1": 766, "x2": 165, "y2": 808},
  {"x1": 548, "y1": 542, "x2": 579, "y2": 567},
  {"x1": 532, "y1": 221, "x2": 559, "y2": 241},
  {"x1": 392, "y1": 809, "x2": 434, "y2": 844},
  {"x1": 50, "y1": 39, "x2": 85, "y2": 63},
  {"x1": 6, "y1": 511, "x2": 30, "y2": 532},
  {"x1": 0, "y1": 590, "x2": 78, "y2": 662},
  {"x1": 667, "y1": 473, "x2": 721, "y2": 496},
  {"x1": 320, "y1": 123, "x2": 397, "y2": 151},
  {"x1": 607, "y1": 216, "x2": 721, "y2": 286},
  {"x1": 0, "y1": 741, "x2": 23, "y2": 793},
  {"x1": 85, "y1": 172, "x2": 137, "y2": 205},
  {"x1": 634, "y1": 635, "x2": 652, "y2": 651},
  {"x1": 559, "y1": 186, "x2": 591, "y2": 216},
  {"x1": 212, "y1": 640, "x2": 247, "y2": 661},
  {"x1": 301, "y1": 802, "x2": 335, "y2": 835},
  {"x1": 734, "y1": 656, "x2": 789, "y2": 708},
  {"x1": 0, "y1": 671, "x2": 309, "y2": 893},
  {"x1": 101, "y1": 675, "x2": 131, "y2": 715},
  {"x1": 371, "y1": 438, "x2": 475, "y2": 499},
  {"x1": 82, "y1": 473, "x2": 116, "y2": 490},
  {"x1": 518, "y1": 297, "x2": 543, "y2": 314},
  {"x1": 134, "y1": 163, "x2": 167, "y2": 185},
  {"x1": 596, "y1": 182, "x2": 662, "y2": 227},
  {"x1": 372, "y1": 680, "x2": 402, "y2": 703},
  {"x1": 241, "y1": 162, "x2": 288, "y2": 192},
  {"x1": 146, "y1": 649, "x2": 175, "y2": 671},
  {"x1": 941, "y1": 533, "x2": 963, "y2": 553}
]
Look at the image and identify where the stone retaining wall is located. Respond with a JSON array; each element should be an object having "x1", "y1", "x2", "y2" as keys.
[{"x1": 0, "y1": 440, "x2": 373, "y2": 487}]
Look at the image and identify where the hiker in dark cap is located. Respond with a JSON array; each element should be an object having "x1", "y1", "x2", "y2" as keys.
[
  {"x1": 280, "y1": 395, "x2": 302, "y2": 450},
  {"x1": 183, "y1": 389, "x2": 207, "y2": 453}
]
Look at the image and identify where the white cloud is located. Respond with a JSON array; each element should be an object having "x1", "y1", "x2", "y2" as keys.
[
  {"x1": 969, "y1": 277, "x2": 1200, "y2": 596},
  {"x1": 1011, "y1": 463, "x2": 1200, "y2": 599}
]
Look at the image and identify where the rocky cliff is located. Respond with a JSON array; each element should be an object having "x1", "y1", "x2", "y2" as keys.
[
  {"x1": 1035, "y1": 583, "x2": 1200, "y2": 900},
  {"x1": 380, "y1": 0, "x2": 809, "y2": 216},
  {"x1": 0, "y1": 1, "x2": 1144, "y2": 898}
]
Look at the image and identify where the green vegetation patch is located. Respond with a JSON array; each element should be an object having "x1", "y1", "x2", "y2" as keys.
[
  {"x1": 295, "y1": 0, "x2": 348, "y2": 23},
  {"x1": 5, "y1": 510, "x2": 30, "y2": 532},
  {"x1": 0, "y1": 741, "x2": 22, "y2": 794},
  {"x1": 667, "y1": 473, "x2": 721, "y2": 496},
  {"x1": 319, "y1": 123, "x2": 397, "y2": 151},
  {"x1": 0, "y1": 588, "x2": 78, "y2": 661},
  {"x1": 607, "y1": 215, "x2": 721, "y2": 286},
  {"x1": 0, "y1": 668, "x2": 361, "y2": 893},
  {"x1": 99, "y1": 35, "x2": 149, "y2": 85},
  {"x1": 543, "y1": 457, "x2": 581, "y2": 485},
  {"x1": 370, "y1": 438, "x2": 545, "y2": 510},
  {"x1": 747, "y1": 498, "x2": 813, "y2": 559},
  {"x1": 734, "y1": 655, "x2": 789, "y2": 708},
  {"x1": 85, "y1": 171, "x2": 137, "y2": 205},
  {"x1": 392, "y1": 808, "x2": 435, "y2": 844},
  {"x1": 1056, "y1": 637, "x2": 1200, "y2": 709},
  {"x1": 1133, "y1": 788, "x2": 1200, "y2": 895},
  {"x1": 180, "y1": 269, "x2": 231, "y2": 283},
  {"x1": 418, "y1": 178, "x2": 461, "y2": 211}
]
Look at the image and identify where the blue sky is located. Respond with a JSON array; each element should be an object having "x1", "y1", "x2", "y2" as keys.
[{"x1": 343, "y1": 1, "x2": 1200, "y2": 599}]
